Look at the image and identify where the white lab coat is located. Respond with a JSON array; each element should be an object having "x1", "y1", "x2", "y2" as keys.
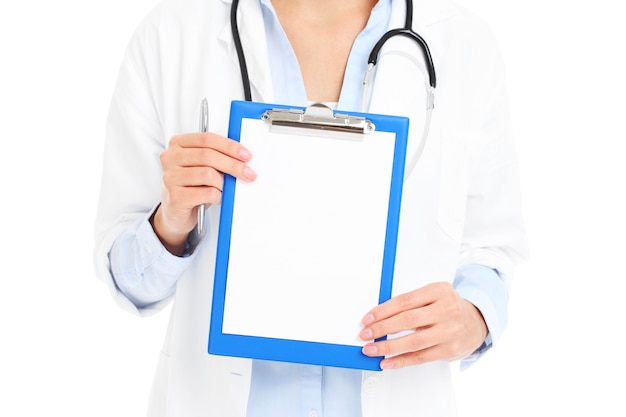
[{"x1": 94, "y1": 0, "x2": 528, "y2": 416}]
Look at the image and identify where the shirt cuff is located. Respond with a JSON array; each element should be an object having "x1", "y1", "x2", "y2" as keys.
[
  {"x1": 453, "y1": 263, "x2": 509, "y2": 369},
  {"x1": 110, "y1": 208, "x2": 196, "y2": 309}
]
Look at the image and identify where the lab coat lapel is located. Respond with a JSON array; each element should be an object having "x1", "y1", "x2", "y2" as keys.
[
  {"x1": 413, "y1": 0, "x2": 458, "y2": 27},
  {"x1": 218, "y1": 0, "x2": 274, "y2": 103}
]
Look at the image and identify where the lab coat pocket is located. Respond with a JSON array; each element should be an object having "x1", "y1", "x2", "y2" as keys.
[{"x1": 437, "y1": 128, "x2": 484, "y2": 241}]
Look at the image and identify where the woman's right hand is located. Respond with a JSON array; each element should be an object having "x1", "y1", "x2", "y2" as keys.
[{"x1": 151, "y1": 132, "x2": 257, "y2": 255}]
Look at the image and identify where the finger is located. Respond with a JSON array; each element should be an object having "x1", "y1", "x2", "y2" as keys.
[
  {"x1": 378, "y1": 345, "x2": 446, "y2": 370},
  {"x1": 362, "y1": 282, "x2": 454, "y2": 326},
  {"x1": 203, "y1": 148, "x2": 256, "y2": 181},
  {"x1": 175, "y1": 132, "x2": 252, "y2": 162},
  {"x1": 377, "y1": 331, "x2": 472, "y2": 369},
  {"x1": 164, "y1": 167, "x2": 225, "y2": 207},
  {"x1": 362, "y1": 285, "x2": 438, "y2": 326},
  {"x1": 163, "y1": 147, "x2": 256, "y2": 182},
  {"x1": 359, "y1": 303, "x2": 438, "y2": 341},
  {"x1": 166, "y1": 183, "x2": 224, "y2": 210},
  {"x1": 164, "y1": 165, "x2": 223, "y2": 188},
  {"x1": 362, "y1": 325, "x2": 438, "y2": 358}
]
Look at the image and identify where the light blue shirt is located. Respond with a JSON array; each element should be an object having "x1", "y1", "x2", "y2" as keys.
[
  {"x1": 245, "y1": 6, "x2": 389, "y2": 416},
  {"x1": 261, "y1": 0, "x2": 391, "y2": 112},
  {"x1": 110, "y1": 1, "x2": 506, "y2": 416}
]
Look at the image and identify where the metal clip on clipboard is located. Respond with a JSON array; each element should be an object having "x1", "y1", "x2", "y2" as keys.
[{"x1": 261, "y1": 103, "x2": 376, "y2": 135}]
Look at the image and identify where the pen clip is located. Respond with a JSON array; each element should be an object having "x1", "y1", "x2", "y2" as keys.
[{"x1": 200, "y1": 98, "x2": 209, "y2": 133}]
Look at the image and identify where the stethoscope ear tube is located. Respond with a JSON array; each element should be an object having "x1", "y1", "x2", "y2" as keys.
[
  {"x1": 230, "y1": 0, "x2": 435, "y2": 179},
  {"x1": 367, "y1": 28, "x2": 436, "y2": 89},
  {"x1": 404, "y1": 106, "x2": 433, "y2": 180}
]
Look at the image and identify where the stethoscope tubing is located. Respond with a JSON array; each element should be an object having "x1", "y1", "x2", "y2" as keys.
[
  {"x1": 230, "y1": 0, "x2": 435, "y2": 179},
  {"x1": 368, "y1": 28, "x2": 436, "y2": 89},
  {"x1": 231, "y1": 0, "x2": 252, "y2": 101}
]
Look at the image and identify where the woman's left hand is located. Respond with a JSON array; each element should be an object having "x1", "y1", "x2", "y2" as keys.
[{"x1": 359, "y1": 282, "x2": 488, "y2": 369}]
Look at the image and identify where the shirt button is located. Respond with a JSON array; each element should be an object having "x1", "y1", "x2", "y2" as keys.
[
  {"x1": 307, "y1": 410, "x2": 319, "y2": 417},
  {"x1": 364, "y1": 375, "x2": 379, "y2": 393}
]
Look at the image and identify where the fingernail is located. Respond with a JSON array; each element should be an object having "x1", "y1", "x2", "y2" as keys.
[
  {"x1": 362, "y1": 313, "x2": 375, "y2": 326},
  {"x1": 380, "y1": 359, "x2": 395, "y2": 370},
  {"x1": 239, "y1": 147, "x2": 252, "y2": 161},
  {"x1": 362, "y1": 344, "x2": 378, "y2": 356},
  {"x1": 243, "y1": 166, "x2": 257, "y2": 181},
  {"x1": 359, "y1": 328, "x2": 373, "y2": 340}
]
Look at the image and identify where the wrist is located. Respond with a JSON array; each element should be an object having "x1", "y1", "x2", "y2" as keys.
[
  {"x1": 150, "y1": 205, "x2": 190, "y2": 256},
  {"x1": 467, "y1": 300, "x2": 489, "y2": 346}
]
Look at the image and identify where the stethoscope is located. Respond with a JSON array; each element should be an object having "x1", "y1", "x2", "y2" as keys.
[{"x1": 230, "y1": 0, "x2": 436, "y2": 178}]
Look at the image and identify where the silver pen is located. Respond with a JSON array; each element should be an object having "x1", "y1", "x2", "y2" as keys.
[{"x1": 197, "y1": 98, "x2": 209, "y2": 235}]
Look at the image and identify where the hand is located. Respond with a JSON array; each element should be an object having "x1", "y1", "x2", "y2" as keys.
[
  {"x1": 359, "y1": 282, "x2": 487, "y2": 369},
  {"x1": 152, "y1": 132, "x2": 257, "y2": 255}
]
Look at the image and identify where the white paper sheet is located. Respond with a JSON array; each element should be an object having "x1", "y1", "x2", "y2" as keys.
[{"x1": 222, "y1": 118, "x2": 396, "y2": 346}]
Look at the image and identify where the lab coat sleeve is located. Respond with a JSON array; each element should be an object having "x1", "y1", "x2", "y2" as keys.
[
  {"x1": 459, "y1": 38, "x2": 528, "y2": 281},
  {"x1": 454, "y1": 264, "x2": 502, "y2": 368},
  {"x1": 455, "y1": 22, "x2": 529, "y2": 348},
  {"x1": 109, "y1": 205, "x2": 195, "y2": 310},
  {"x1": 93, "y1": 5, "x2": 184, "y2": 316}
]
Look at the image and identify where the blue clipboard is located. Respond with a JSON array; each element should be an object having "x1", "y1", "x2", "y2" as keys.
[{"x1": 208, "y1": 100, "x2": 409, "y2": 371}]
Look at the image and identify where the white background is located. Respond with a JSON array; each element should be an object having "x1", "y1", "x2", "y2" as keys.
[{"x1": 0, "y1": 0, "x2": 624, "y2": 416}]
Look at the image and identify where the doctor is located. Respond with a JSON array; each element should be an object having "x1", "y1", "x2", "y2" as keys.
[{"x1": 94, "y1": 0, "x2": 528, "y2": 416}]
